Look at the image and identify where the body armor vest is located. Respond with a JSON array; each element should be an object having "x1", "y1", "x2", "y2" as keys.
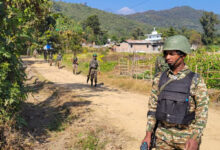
[{"x1": 155, "y1": 71, "x2": 195, "y2": 125}]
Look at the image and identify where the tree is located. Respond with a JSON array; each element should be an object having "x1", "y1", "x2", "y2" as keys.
[
  {"x1": 83, "y1": 26, "x2": 96, "y2": 43},
  {"x1": 166, "y1": 27, "x2": 177, "y2": 37},
  {"x1": 0, "y1": 0, "x2": 51, "y2": 123},
  {"x1": 82, "y1": 15, "x2": 108, "y2": 45},
  {"x1": 189, "y1": 31, "x2": 202, "y2": 46},
  {"x1": 65, "y1": 30, "x2": 82, "y2": 56},
  {"x1": 82, "y1": 15, "x2": 101, "y2": 35},
  {"x1": 200, "y1": 11, "x2": 219, "y2": 45},
  {"x1": 111, "y1": 35, "x2": 119, "y2": 43},
  {"x1": 132, "y1": 28, "x2": 144, "y2": 40}
]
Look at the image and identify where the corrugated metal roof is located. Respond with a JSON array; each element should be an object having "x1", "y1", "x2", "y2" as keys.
[{"x1": 126, "y1": 40, "x2": 149, "y2": 44}]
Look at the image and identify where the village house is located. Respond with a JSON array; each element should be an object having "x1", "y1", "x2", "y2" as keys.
[{"x1": 113, "y1": 28, "x2": 163, "y2": 53}]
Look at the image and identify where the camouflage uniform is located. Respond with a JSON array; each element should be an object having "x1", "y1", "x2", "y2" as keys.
[
  {"x1": 73, "y1": 57, "x2": 78, "y2": 74},
  {"x1": 155, "y1": 55, "x2": 169, "y2": 75},
  {"x1": 49, "y1": 52, "x2": 53, "y2": 66},
  {"x1": 147, "y1": 65, "x2": 209, "y2": 150},
  {"x1": 56, "y1": 54, "x2": 62, "y2": 69},
  {"x1": 89, "y1": 59, "x2": 99, "y2": 86}
]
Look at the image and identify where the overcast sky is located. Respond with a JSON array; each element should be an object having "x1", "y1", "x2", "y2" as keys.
[{"x1": 60, "y1": 0, "x2": 220, "y2": 15}]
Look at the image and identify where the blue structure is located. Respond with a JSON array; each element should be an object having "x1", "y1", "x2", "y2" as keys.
[{"x1": 44, "y1": 44, "x2": 52, "y2": 51}]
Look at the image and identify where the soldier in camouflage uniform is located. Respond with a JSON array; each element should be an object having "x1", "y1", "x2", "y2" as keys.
[
  {"x1": 155, "y1": 55, "x2": 169, "y2": 75},
  {"x1": 142, "y1": 35, "x2": 209, "y2": 150},
  {"x1": 89, "y1": 53, "x2": 99, "y2": 87},
  {"x1": 49, "y1": 51, "x2": 53, "y2": 66}
]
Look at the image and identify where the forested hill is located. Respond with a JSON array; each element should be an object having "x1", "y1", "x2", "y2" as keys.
[
  {"x1": 52, "y1": 1, "x2": 152, "y2": 37},
  {"x1": 126, "y1": 6, "x2": 220, "y2": 32}
]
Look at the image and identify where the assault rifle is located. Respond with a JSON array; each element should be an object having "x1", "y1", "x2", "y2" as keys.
[{"x1": 150, "y1": 121, "x2": 158, "y2": 149}]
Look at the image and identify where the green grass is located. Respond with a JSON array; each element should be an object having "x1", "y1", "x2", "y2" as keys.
[{"x1": 76, "y1": 131, "x2": 107, "y2": 150}]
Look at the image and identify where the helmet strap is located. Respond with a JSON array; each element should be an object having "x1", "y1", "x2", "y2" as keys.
[{"x1": 169, "y1": 56, "x2": 182, "y2": 70}]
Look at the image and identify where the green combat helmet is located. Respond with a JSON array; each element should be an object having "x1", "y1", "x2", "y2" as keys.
[
  {"x1": 163, "y1": 35, "x2": 191, "y2": 54},
  {"x1": 93, "y1": 53, "x2": 97, "y2": 57}
]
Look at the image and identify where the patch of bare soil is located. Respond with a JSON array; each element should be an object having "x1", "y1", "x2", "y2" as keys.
[{"x1": 19, "y1": 63, "x2": 133, "y2": 150}]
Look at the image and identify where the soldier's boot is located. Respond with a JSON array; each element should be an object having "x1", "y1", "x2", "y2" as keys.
[
  {"x1": 94, "y1": 77, "x2": 97, "y2": 87},
  {"x1": 91, "y1": 80, "x2": 93, "y2": 87}
]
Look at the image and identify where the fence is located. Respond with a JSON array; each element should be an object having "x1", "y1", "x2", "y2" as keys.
[
  {"x1": 115, "y1": 57, "x2": 154, "y2": 81},
  {"x1": 115, "y1": 54, "x2": 220, "y2": 88}
]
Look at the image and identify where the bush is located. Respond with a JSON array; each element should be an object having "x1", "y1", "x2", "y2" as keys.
[{"x1": 186, "y1": 50, "x2": 220, "y2": 89}]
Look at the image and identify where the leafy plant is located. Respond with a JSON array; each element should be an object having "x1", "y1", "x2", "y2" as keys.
[{"x1": 0, "y1": 0, "x2": 51, "y2": 122}]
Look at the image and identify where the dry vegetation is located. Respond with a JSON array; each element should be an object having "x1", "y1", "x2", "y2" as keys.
[{"x1": 99, "y1": 73, "x2": 152, "y2": 95}]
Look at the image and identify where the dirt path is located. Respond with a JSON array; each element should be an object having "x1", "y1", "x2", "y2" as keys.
[{"x1": 24, "y1": 57, "x2": 220, "y2": 150}]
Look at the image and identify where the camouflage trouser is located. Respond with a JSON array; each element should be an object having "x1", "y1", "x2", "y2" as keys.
[
  {"x1": 73, "y1": 64, "x2": 78, "y2": 74},
  {"x1": 155, "y1": 122, "x2": 194, "y2": 150},
  {"x1": 57, "y1": 60, "x2": 61, "y2": 68},
  {"x1": 156, "y1": 138, "x2": 185, "y2": 150},
  {"x1": 49, "y1": 59, "x2": 53, "y2": 66},
  {"x1": 90, "y1": 69, "x2": 97, "y2": 86}
]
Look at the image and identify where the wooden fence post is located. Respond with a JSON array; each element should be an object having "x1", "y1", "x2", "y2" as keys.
[
  {"x1": 150, "y1": 64, "x2": 153, "y2": 82},
  {"x1": 207, "y1": 64, "x2": 210, "y2": 82},
  {"x1": 127, "y1": 59, "x2": 129, "y2": 76}
]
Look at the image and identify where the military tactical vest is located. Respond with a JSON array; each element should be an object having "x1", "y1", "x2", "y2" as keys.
[
  {"x1": 90, "y1": 59, "x2": 98, "y2": 69},
  {"x1": 155, "y1": 71, "x2": 196, "y2": 125}
]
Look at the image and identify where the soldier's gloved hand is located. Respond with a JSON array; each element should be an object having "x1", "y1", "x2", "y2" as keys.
[
  {"x1": 185, "y1": 139, "x2": 198, "y2": 150},
  {"x1": 142, "y1": 132, "x2": 152, "y2": 150}
]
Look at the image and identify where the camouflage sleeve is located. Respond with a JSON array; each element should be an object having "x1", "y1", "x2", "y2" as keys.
[
  {"x1": 190, "y1": 75, "x2": 209, "y2": 141},
  {"x1": 146, "y1": 74, "x2": 161, "y2": 132},
  {"x1": 89, "y1": 60, "x2": 92, "y2": 68}
]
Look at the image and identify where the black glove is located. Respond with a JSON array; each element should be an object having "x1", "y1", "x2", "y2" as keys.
[{"x1": 140, "y1": 142, "x2": 148, "y2": 150}]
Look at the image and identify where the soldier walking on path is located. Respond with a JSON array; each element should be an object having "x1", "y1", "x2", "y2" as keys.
[
  {"x1": 142, "y1": 35, "x2": 209, "y2": 150},
  {"x1": 72, "y1": 56, "x2": 78, "y2": 74},
  {"x1": 88, "y1": 53, "x2": 99, "y2": 87},
  {"x1": 49, "y1": 51, "x2": 53, "y2": 66},
  {"x1": 33, "y1": 49, "x2": 38, "y2": 59},
  {"x1": 43, "y1": 50, "x2": 48, "y2": 61},
  {"x1": 56, "y1": 52, "x2": 62, "y2": 69}
]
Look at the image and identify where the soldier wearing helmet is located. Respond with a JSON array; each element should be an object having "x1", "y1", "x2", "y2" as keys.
[
  {"x1": 88, "y1": 53, "x2": 99, "y2": 87},
  {"x1": 142, "y1": 35, "x2": 209, "y2": 150}
]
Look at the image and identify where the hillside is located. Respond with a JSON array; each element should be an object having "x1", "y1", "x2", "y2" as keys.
[
  {"x1": 52, "y1": 2, "x2": 152, "y2": 37},
  {"x1": 126, "y1": 6, "x2": 220, "y2": 32}
]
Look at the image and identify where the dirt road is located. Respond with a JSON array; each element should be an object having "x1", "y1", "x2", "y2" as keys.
[{"x1": 24, "y1": 57, "x2": 220, "y2": 150}]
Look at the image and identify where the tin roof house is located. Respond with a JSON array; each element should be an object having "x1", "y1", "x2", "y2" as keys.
[{"x1": 114, "y1": 28, "x2": 163, "y2": 53}]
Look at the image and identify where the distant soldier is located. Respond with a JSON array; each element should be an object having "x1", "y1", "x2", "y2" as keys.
[
  {"x1": 43, "y1": 50, "x2": 47, "y2": 61},
  {"x1": 88, "y1": 53, "x2": 99, "y2": 87},
  {"x1": 154, "y1": 55, "x2": 169, "y2": 75},
  {"x1": 49, "y1": 51, "x2": 53, "y2": 66},
  {"x1": 142, "y1": 35, "x2": 209, "y2": 150},
  {"x1": 27, "y1": 48, "x2": 30, "y2": 56},
  {"x1": 56, "y1": 52, "x2": 62, "y2": 69},
  {"x1": 33, "y1": 49, "x2": 38, "y2": 58},
  {"x1": 72, "y1": 56, "x2": 78, "y2": 74}
]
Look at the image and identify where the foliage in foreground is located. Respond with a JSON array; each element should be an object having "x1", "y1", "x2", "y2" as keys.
[{"x1": 0, "y1": 0, "x2": 51, "y2": 122}]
